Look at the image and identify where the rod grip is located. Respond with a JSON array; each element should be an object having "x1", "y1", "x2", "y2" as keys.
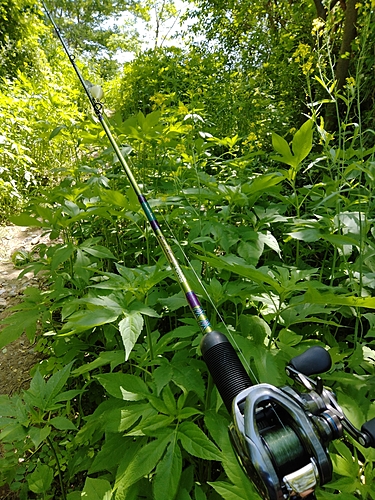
[{"x1": 200, "y1": 331, "x2": 252, "y2": 412}]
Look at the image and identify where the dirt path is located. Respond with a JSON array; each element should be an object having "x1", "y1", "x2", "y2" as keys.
[{"x1": 0, "y1": 226, "x2": 49, "y2": 395}]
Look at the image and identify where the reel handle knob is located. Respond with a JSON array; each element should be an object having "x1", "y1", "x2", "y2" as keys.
[
  {"x1": 201, "y1": 331, "x2": 252, "y2": 412},
  {"x1": 289, "y1": 346, "x2": 332, "y2": 376},
  {"x1": 361, "y1": 417, "x2": 375, "y2": 447}
]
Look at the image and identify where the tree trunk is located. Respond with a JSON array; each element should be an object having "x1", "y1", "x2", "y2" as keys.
[
  {"x1": 335, "y1": 0, "x2": 358, "y2": 91},
  {"x1": 313, "y1": 0, "x2": 327, "y2": 20},
  {"x1": 324, "y1": 0, "x2": 358, "y2": 131}
]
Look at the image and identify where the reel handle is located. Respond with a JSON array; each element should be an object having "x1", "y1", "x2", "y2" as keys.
[
  {"x1": 201, "y1": 331, "x2": 252, "y2": 412},
  {"x1": 361, "y1": 418, "x2": 375, "y2": 447},
  {"x1": 289, "y1": 346, "x2": 332, "y2": 376}
]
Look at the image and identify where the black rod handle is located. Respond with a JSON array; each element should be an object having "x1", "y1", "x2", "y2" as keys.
[{"x1": 201, "y1": 331, "x2": 252, "y2": 412}]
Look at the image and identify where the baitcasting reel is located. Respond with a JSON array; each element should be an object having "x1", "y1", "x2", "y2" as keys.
[{"x1": 201, "y1": 331, "x2": 375, "y2": 500}]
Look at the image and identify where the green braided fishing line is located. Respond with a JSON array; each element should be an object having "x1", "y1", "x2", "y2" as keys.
[{"x1": 262, "y1": 425, "x2": 307, "y2": 477}]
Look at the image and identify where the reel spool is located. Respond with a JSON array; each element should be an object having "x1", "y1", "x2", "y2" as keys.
[{"x1": 201, "y1": 331, "x2": 375, "y2": 500}]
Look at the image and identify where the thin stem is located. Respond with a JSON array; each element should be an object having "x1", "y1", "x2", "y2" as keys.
[
  {"x1": 145, "y1": 315, "x2": 154, "y2": 363},
  {"x1": 329, "y1": 246, "x2": 337, "y2": 287},
  {"x1": 46, "y1": 435, "x2": 66, "y2": 500},
  {"x1": 268, "y1": 310, "x2": 280, "y2": 349}
]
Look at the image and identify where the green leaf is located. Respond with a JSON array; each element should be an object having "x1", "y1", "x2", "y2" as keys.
[
  {"x1": 272, "y1": 132, "x2": 292, "y2": 159},
  {"x1": 316, "y1": 491, "x2": 358, "y2": 500},
  {"x1": 100, "y1": 189, "x2": 129, "y2": 208},
  {"x1": 119, "y1": 312, "x2": 144, "y2": 361},
  {"x1": 129, "y1": 301, "x2": 160, "y2": 318},
  {"x1": 209, "y1": 481, "x2": 254, "y2": 500},
  {"x1": 240, "y1": 315, "x2": 271, "y2": 345},
  {"x1": 0, "y1": 422, "x2": 28, "y2": 442},
  {"x1": 331, "y1": 452, "x2": 359, "y2": 478},
  {"x1": 204, "y1": 410, "x2": 230, "y2": 450},
  {"x1": 159, "y1": 292, "x2": 187, "y2": 311},
  {"x1": 9, "y1": 214, "x2": 43, "y2": 227},
  {"x1": 28, "y1": 462, "x2": 53, "y2": 494},
  {"x1": 54, "y1": 389, "x2": 83, "y2": 402},
  {"x1": 49, "y1": 416, "x2": 77, "y2": 430},
  {"x1": 26, "y1": 369, "x2": 46, "y2": 408},
  {"x1": 172, "y1": 364, "x2": 205, "y2": 400},
  {"x1": 95, "y1": 373, "x2": 149, "y2": 400},
  {"x1": 193, "y1": 252, "x2": 282, "y2": 293},
  {"x1": 288, "y1": 228, "x2": 321, "y2": 242},
  {"x1": 72, "y1": 351, "x2": 124, "y2": 376},
  {"x1": 29, "y1": 426, "x2": 51, "y2": 449},
  {"x1": 51, "y1": 243, "x2": 76, "y2": 272},
  {"x1": 81, "y1": 477, "x2": 112, "y2": 500},
  {"x1": 44, "y1": 361, "x2": 74, "y2": 407},
  {"x1": 81, "y1": 245, "x2": 116, "y2": 259},
  {"x1": 134, "y1": 413, "x2": 174, "y2": 434},
  {"x1": 0, "y1": 322, "x2": 26, "y2": 350},
  {"x1": 303, "y1": 287, "x2": 375, "y2": 309},
  {"x1": 321, "y1": 233, "x2": 359, "y2": 247},
  {"x1": 237, "y1": 238, "x2": 263, "y2": 265},
  {"x1": 90, "y1": 433, "x2": 132, "y2": 474},
  {"x1": 177, "y1": 489, "x2": 193, "y2": 500},
  {"x1": 242, "y1": 172, "x2": 284, "y2": 195},
  {"x1": 78, "y1": 296, "x2": 123, "y2": 316},
  {"x1": 67, "y1": 493, "x2": 81, "y2": 500},
  {"x1": 0, "y1": 307, "x2": 41, "y2": 348},
  {"x1": 177, "y1": 407, "x2": 202, "y2": 420},
  {"x1": 205, "y1": 411, "x2": 259, "y2": 499},
  {"x1": 114, "y1": 435, "x2": 171, "y2": 493},
  {"x1": 162, "y1": 384, "x2": 177, "y2": 415},
  {"x1": 195, "y1": 484, "x2": 208, "y2": 500},
  {"x1": 158, "y1": 325, "x2": 198, "y2": 348},
  {"x1": 0, "y1": 395, "x2": 21, "y2": 418},
  {"x1": 324, "y1": 477, "x2": 358, "y2": 493},
  {"x1": 117, "y1": 403, "x2": 157, "y2": 433},
  {"x1": 125, "y1": 186, "x2": 142, "y2": 212},
  {"x1": 258, "y1": 231, "x2": 281, "y2": 257},
  {"x1": 62, "y1": 308, "x2": 120, "y2": 333},
  {"x1": 48, "y1": 125, "x2": 66, "y2": 141},
  {"x1": 178, "y1": 421, "x2": 220, "y2": 460},
  {"x1": 292, "y1": 119, "x2": 313, "y2": 163},
  {"x1": 278, "y1": 328, "x2": 303, "y2": 346},
  {"x1": 23, "y1": 364, "x2": 76, "y2": 412},
  {"x1": 153, "y1": 364, "x2": 173, "y2": 395},
  {"x1": 153, "y1": 439, "x2": 182, "y2": 500},
  {"x1": 251, "y1": 346, "x2": 284, "y2": 385}
]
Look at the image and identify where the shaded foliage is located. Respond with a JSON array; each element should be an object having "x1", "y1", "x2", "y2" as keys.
[
  {"x1": 188, "y1": 0, "x2": 375, "y2": 131},
  {"x1": 0, "y1": 0, "x2": 46, "y2": 78}
]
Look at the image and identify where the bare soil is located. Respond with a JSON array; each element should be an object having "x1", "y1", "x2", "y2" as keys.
[
  {"x1": 0, "y1": 226, "x2": 54, "y2": 499},
  {"x1": 0, "y1": 225, "x2": 49, "y2": 395}
]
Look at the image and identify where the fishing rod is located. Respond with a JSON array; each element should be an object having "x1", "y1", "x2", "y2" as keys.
[{"x1": 42, "y1": 3, "x2": 375, "y2": 499}]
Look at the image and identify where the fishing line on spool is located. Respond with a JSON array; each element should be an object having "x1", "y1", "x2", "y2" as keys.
[{"x1": 263, "y1": 424, "x2": 308, "y2": 478}]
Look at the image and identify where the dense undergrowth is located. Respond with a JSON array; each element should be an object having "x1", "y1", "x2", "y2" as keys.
[
  {"x1": 1, "y1": 4, "x2": 375, "y2": 499},
  {"x1": 1, "y1": 94, "x2": 375, "y2": 499}
]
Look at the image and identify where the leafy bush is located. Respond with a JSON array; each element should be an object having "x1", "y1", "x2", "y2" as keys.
[
  {"x1": 106, "y1": 46, "x2": 295, "y2": 150},
  {"x1": 1, "y1": 96, "x2": 375, "y2": 499},
  {"x1": 0, "y1": 67, "x2": 82, "y2": 221}
]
